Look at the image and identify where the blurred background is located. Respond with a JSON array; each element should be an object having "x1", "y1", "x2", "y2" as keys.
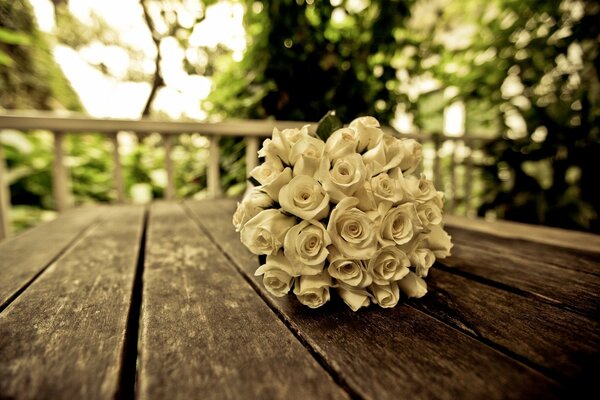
[{"x1": 0, "y1": 0, "x2": 598, "y2": 234}]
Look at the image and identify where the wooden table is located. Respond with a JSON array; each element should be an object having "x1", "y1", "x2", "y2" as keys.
[{"x1": 1, "y1": 200, "x2": 599, "y2": 400}]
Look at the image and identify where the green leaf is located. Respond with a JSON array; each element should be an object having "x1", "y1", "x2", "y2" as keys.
[
  {"x1": 0, "y1": 49, "x2": 13, "y2": 66},
  {"x1": 0, "y1": 27, "x2": 31, "y2": 46},
  {"x1": 316, "y1": 111, "x2": 342, "y2": 142}
]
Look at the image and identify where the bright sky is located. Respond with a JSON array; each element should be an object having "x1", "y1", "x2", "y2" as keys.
[{"x1": 29, "y1": 0, "x2": 245, "y2": 119}]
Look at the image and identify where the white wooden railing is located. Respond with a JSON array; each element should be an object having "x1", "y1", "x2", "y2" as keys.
[{"x1": 0, "y1": 113, "x2": 490, "y2": 240}]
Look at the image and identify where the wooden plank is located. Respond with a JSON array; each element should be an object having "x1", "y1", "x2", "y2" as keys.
[
  {"x1": 409, "y1": 268, "x2": 600, "y2": 393},
  {"x1": 447, "y1": 225, "x2": 600, "y2": 276},
  {"x1": 442, "y1": 227, "x2": 600, "y2": 319},
  {"x1": 185, "y1": 199, "x2": 561, "y2": 400},
  {"x1": 207, "y1": 135, "x2": 221, "y2": 197},
  {"x1": 138, "y1": 202, "x2": 348, "y2": 400},
  {"x1": 162, "y1": 134, "x2": 175, "y2": 200},
  {"x1": 109, "y1": 132, "x2": 126, "y2": 203},
  {"x1": 0, "y1": 205, "x2": 145, "y2": 399},
  {"x1": 52, "y1": 131, "x2": 73, "y2": 212},
  {"x1": 245, "y1": 136, "x2": 259, "y2": 177},
  {"x1": 0, "y1": 206, "x2": 102, "y2": 310},
  {"x1": 0, "y1": 140, "x2": 10, "y2": 240},
  {"x1": 444, "y1": 214, "x2": 600, "y2": 254}
]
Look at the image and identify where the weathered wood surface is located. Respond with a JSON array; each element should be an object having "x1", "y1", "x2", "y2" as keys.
[
  {"x1": 138, "y1": 202, "x2": 347, "y2": 400},
  {"x1": 2, "y1": 199, "x2": 599, "y2": 399},
  {"x1": 0, "y1": 207, "x2": 102, "y2": 310},
  {"x1": 0, "y1": 205, "x2": 144, "y2": 399},
  {"x1": 185, "y1": 200, "x2": 565, "y2": 400},
  {"x1": 442, "y1": 227, "x2": 600, "y2": 319}
]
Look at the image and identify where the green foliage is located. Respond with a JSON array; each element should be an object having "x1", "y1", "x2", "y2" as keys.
[{"x1": 316, "y1": 110, "x2": 343, "y2": 141}]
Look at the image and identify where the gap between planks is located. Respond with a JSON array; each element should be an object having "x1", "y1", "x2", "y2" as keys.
[
  {"x1": 0, "y1": 212, "x2": 106, "y2": 314},
  {"x1": 180, "y1": 202, "x2": 362, "y2": 400},
  {"x1": 115, "y1": 206, "x2": 149, "y2": 400}
]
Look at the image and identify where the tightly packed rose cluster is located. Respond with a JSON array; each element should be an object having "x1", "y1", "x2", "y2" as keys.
[{"x1": 233, "y1": 116, "x2": 452, "y2": 311}]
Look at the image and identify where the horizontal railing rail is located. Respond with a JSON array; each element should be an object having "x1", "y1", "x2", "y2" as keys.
[{"x1": 0, "y1": 112, "x2": 493, "y2": 240}]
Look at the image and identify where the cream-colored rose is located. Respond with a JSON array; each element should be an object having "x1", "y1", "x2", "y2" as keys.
[
  {"x1": 370, "y1": 172, "x2": 404, "y2": 206},
  {"x1": 354, "y1": 181, "x2": 377, "y2": 212},
  {"x1": 409, "y1": 243, "x2": 436, "y2": 277},
  {"x1": 397, "y1": 271, "x2": 428, "y2": 298},
  {"x1": 362, "y1": 135, "x2": 405, "y2": 176},
  {"x1": 232, "y1": 187, "x2": 274, "y2": 231},
  {"x1": 320, "y1": 153, "x2": 367, "y2": 203},
  {"x1": 398, "y1": 138, "x2": 422, "y2": 174},
  {"x1": 240, "y1": 209, "x2": 296, "y2": 255},
  {"x1": 254, "y1": 260, "x2": 293, "y2": 297},
  {"x1": 337, "y1": 285, "x2": 371, "y2": 311},
  {"x1": 249, "y1": 157, "x2": 292, "y2": 201},
  {"x1": 349, "y1": 116, "x2": 384, "y2": 152},
  {"x1": 404, "y1": 175, "x2": 437, "y2": 204},
  {"x1": 377, "y1": 202, "x2": 423, "y2": 246},
  {"x1": 417, "y1": 199, "x2": 442, "y2": 226},
  {"x1": 279, "y1": 175, "x2": 330, "y2": 220},
  {"x1": 423, "y1": 224, "x2": 453, "y2": 258},
  {"x1": 368, "y1": 246, "x2": 410, "y2": 285},
  {"x1": 327, "y1": 197, "x2": 378, "y2": 259},
  {"x1": 293, "y1": 272, "x2": 332, "y2": 308},
  {"x1": 370, "y1": 282, "x2": 400, "y2": 308},
  {"x1": 261, "y1": 250, "x2": 322, "y2": 277},
  {"x1": 327, "y1": 247, "x2": 372, "y2": 288},
  {"x1": 290, "y1": 135, "x2": 325, "y2": 177},
  {"x1": 325, "y1": 127, "x2": 358, "y2": 160},
  {"x1": 284, "y1": 220, "x2": 331, "y2": 272},
  {"x1": 258, "y1": 126, "x2": 310, "y2": 164}
]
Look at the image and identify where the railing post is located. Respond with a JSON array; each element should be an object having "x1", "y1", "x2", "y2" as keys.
[
  {"x1": 0, "y1": 140, "x2": 11, "y2": 240},
  {"x1": 163, "y1": 134, "x2": 175, "y2": 200},
  {"x1": 208, "y1": 135, "x2": 221, "y2": 198},
  {"x1": 110, "y1": 132, "x2": 126, "y2": 203},
  {"x1": 52, "y1": 131, "x2": 73, "y2": 212},
  {"x1": 245, "y1": 137, "x2": 259, "y2": 178}
]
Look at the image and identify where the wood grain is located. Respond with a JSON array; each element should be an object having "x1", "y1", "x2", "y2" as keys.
[
  {"x1": 410, "y1": 267, "x2": 600, "y2": 395},
  {"x1": 0, "y1": 206, "x2": 102, "y2": 310},
  {"x1": 138, "y1": 202, "x2": 348, "y2": 400},
  {"x1": 185, "y1": 200, "x2": 561, "y2": 400},
  {"x1": 446, "y1": 226, "x2": 600, "y2": 276},
  {"x1": 444, "y1": 214, "x2": 600, "y2": 254},
  {"x1": 0, "y1": 205, "x2": 144, "y2": 400},
  {"x1": 442, "y1": 232, "x2": 600, "y2": 319}
]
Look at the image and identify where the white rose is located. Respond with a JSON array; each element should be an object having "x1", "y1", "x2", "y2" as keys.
[
  {"x1": 370, "y1": 172, "x2": 404, "y2": 206},
  {"x1": 284, "y1": 220, "x2": 331, "y2": 272},
  {"x1": 290, "y1": 135, "x2": 325, "y2": 177},
  {"x1": 327, "y1": 247, "x2": 372, "y2": 288},
  {"x1": 249, "y1": 157, "x2": 292, "y2": 201},
  {"x1": 354, "y1": 181, "x2": 377, "y2": 212},
  {"x1": 327, "y1": 197, "x2": 378, "y2": 259},
  {"x1": 368, "y1": 246, "x2": 410, "y2": 285},
  {"x1": 293, "y1": 272, "x2": 332, "y2": 308},
  {"x1": 349, "y1": 116, "x2": 384, "y2": 152},
  {"x1": 409, "y1": 243, "x2": 436, "y2": 277},
  {"x1": 404, "y1": 175, "x2": 437, "y2": 204},
  {"x1": 397, "y1": 271, "x2": 428, "y2": 298},
  {"x1": 417, "y1": 199, "x2": 442, "y2": 226},
  {"x1": 423, "y1": 224, "x2": 453, "y2": 258},
  {"x1": 258, "y1": 126, "x2": 310, "y2": 164},
  {"x1": 324, "y1": 127, "x2": 358, "y2": 160},
  {"x1": 337, "y1": 285, "x2": 371, "y2": 311},
  {"x1": 398, "y1": 138, "x2": 422, "y2": 174},
  {"x1": 320, "y1": 153, "x2": 367, "y2": 203},
  {"x1": 240, "y1": 209, "x2": 296, "y2": 255},
  {"x1": 254, "y1": 260, "x2": 294, "y2": 297},
  {"x1": 362, "y1": 134, "x2": 405, "y2": 176},
  {"x1": 279, "y1": 175, "x2": 330, "y2": 220},
  {"x1": 232, "y1": 188, "x2": 274, "y2": 231},
  {"x1": 377, "y1": 202, "x2": 423, "y2": 246},
  {"x1": 260, "y1": 250, "x2": 322, "y2": 277},
  {"x1": 370, "y1": 282, "x2": 400, "y2": 308}
]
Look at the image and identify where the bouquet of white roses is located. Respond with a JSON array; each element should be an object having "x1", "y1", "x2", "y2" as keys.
[{"x1": 233, "y1": 113, "x2": 452, "y2": 311}]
